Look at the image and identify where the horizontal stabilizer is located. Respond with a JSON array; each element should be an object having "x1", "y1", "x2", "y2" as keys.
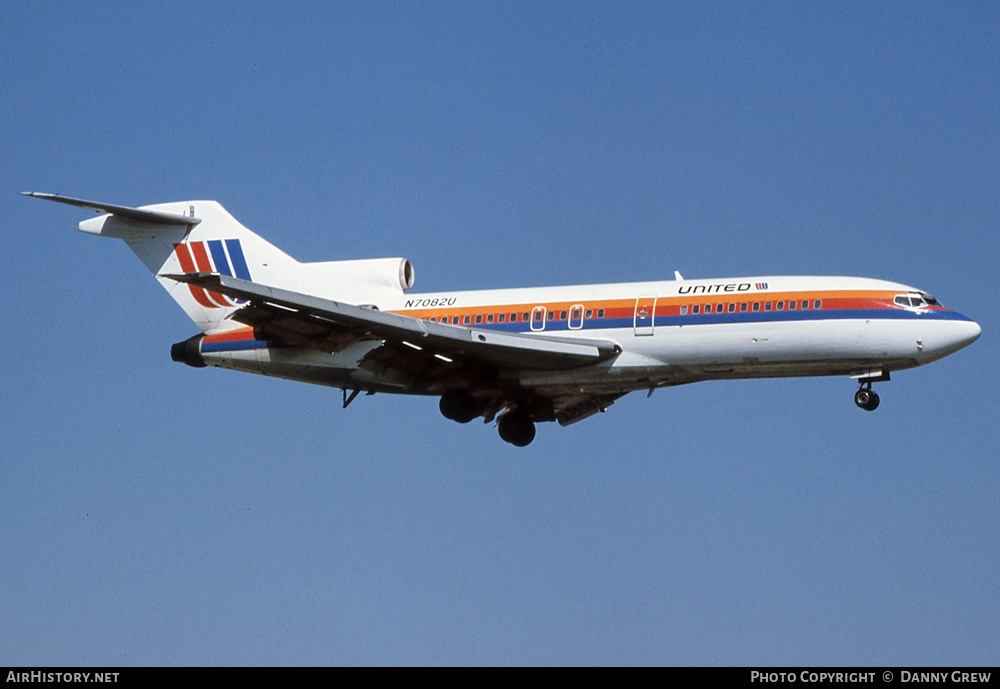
[{"x1": 21, "y1": 192, "x2": 200, "y2": 226}]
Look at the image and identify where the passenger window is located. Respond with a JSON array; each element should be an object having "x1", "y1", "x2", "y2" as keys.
[
  {"x1": 716, "y1": 303, "x2": 723, "y2": 313},
  {"x1": 728, "y1": 303, "x2": 736, "y2": 313},
  {"x1": 598, "y1": 309, "x2": 605, "y2": 318},
  {"x1": 522, "y1": 313, "x2": 529, "y2": 322},
  {"x1": 801, "y1": 300, "x2": 809, "y2": 310},
  {"x1": 498, "y1": 314, "x2": 505, "y2": 323},
  {"x1": 788, "y1": 301, "x2": 796, "y2": 310},
  {"x1": 475, "y1": 315, "x2": 483, "y2": 324},
  {"x1": 586, "y1": 309, "x2": 593, "y2": 319},
  {"x1": 560, "y1": 310, "x2": 567, "y2": 320},
  {"x1": 776, "y1": 301, "x2": 784, "y2": 311},
  {"x1": 740, "y1": 303, "x2": 748, "y2": 313},
  {"x1": 752, "y1": 302, "x2": 760, "y2": 312},
  {"x1": 704, "y1": 304, "x2": 711, "y2": 314},
  {"x1": 765, "y1": 302, "x2": 772, "y2": 311},
  {"x1": 547, "y1": 311, "x2": 555, "y2": 321},
  {"x1": 692, "y1": 304, "x2": 699, "y2": 315},
  {"x1": 463, "y1": 315, "x2": 471, "y2": 324},
  {"x1": 487, "y1": 314, "x2": 494, "y2": 323},
  {"x1": 680, "y1": 305, "x2": 688, "y2": 315},
  {"x1": 814, "y1": 300, "x2": 821, "y2": 309}
]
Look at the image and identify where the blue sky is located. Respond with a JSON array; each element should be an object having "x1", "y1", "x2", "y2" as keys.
[{"x1": 2, "y1": 2, "x2": 997, "y2": 666}]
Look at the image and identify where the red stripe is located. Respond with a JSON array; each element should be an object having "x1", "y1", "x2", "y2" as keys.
[
  {"x1": 188, "y1": 285, "x2": 217, "y2": 308},
  {"x1": 208, "y1": 291, "x2": 231, "y2": 307},
  {"x1": 190, "y1": 241, "x2": 212, "y2": 271},
  {"x1": 189, "y1": 242, "x2": 231, "y2": 307},
  {"x1": 174, "y1": 244, "x2": 216, "y2": 307},
  {"x1": 174, "y1": 242, "x2": 228, "y2": 308},
  {"x1": 173, "y1": 243, "x2": 196, "y2": 272}
]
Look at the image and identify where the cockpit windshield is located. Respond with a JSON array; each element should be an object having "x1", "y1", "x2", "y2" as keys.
[{"x1": 893, "y1": 292, "x2": 943, "y2": 309}]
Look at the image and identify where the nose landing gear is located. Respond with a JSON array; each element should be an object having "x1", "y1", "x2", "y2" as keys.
[{"x1": 854, "y1": 384, "x2": 880, "y2": 411}]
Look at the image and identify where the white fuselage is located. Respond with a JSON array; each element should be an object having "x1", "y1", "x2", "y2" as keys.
[{"x1": 198, "y1": 274, "x2": 981, "y2": 396}]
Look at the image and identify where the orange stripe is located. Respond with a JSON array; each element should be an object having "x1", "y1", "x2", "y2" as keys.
[{"x1": 203, "y1": 328, "x2": 255, "y2": 343}]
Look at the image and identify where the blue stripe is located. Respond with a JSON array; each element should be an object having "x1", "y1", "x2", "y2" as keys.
[
  {"x1": 202, "y1": 339, "x2": 267, "y2": 353},
  {"x1": 225, "y1": 239, "x2": 252, "y2": 281},
  {"x1": 207, "y1": 240, "x2": 232, "y2": 277}
]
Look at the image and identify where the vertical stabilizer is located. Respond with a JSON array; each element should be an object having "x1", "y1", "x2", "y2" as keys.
[{"x1": 24, "y1": 194, "x2": 299, "y2": 333}]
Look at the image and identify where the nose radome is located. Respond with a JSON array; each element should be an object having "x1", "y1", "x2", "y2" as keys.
[
  {"x1": 962, "y1": 319, "x2": 982, "y2": 348},
  {"x1": 947, "y1": 317, "x2": 981, "y2": 353},
  {"x1": 924, "y1": 315, "x2": 981, "y2": 363}
]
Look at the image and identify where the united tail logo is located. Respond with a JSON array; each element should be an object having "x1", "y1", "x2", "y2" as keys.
[{"x1": 172, "y1": 239, "x2": 252, "y2": 308}]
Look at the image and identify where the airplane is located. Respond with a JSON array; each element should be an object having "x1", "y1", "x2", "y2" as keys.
[{"x1": 24, "y1": 192, "x2": 981, "y2": 446}]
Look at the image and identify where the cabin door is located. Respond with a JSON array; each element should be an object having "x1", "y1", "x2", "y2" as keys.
[{"x1": 634, "y1": 295, "x2": 657, "y2": 336}]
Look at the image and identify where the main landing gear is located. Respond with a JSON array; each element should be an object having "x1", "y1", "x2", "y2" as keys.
[
  {"x1": 439, "y1": 390, "x2": 478, "y2": 424},
  {"x1": 497, "y1": 412, "x2": 536, "y2": 447},
  {"x1": 439, "y1": 390, "x2": 538, "y2": 446},
  {"x1": 853, "y1": 383, "x2": 880, "y2": 411}
]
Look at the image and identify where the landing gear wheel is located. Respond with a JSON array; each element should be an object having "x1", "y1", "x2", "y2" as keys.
[
  {"x1": 498, "y1": 413, "x2": 536, "y2": 447},
  {"x1": 439, "y1": 390, "x2": 478, "y2": 424},
  {"x1": 854, "y1": 388, "x2": 880, "y2": 411}
]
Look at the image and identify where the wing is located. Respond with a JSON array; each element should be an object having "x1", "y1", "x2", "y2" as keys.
[{"x1": 168, "y1": 272, "x2": 625, "y2": 422}]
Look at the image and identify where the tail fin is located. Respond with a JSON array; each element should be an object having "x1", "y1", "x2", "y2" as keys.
[{"x1": 23, "y1": 193, "x2": 297, "y2": 333}]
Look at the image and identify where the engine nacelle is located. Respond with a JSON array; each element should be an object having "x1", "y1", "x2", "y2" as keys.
[{"x1": 295, "y1": 257, "x2": 415, "y2": 304}]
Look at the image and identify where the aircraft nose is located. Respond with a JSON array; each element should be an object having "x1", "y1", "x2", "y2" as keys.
[
  {"x1": 945, "y1": 316, "x2": 981, "y2": 353},
  {"x1": 958, "y1": 318, "x2": 982, "y2": 348}
]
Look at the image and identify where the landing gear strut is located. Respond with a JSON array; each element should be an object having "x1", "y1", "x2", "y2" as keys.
[
  {"x1": 497, "y1": 413, "x2": 536, "y2": 447},
  {"x1": 854, "y1": 384, "x2": 880, "y2": 411}
]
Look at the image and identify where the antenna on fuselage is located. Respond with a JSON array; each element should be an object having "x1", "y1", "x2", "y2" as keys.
[{"x1": 674, "y1": 271, "x2": 684, "y2": 281}]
